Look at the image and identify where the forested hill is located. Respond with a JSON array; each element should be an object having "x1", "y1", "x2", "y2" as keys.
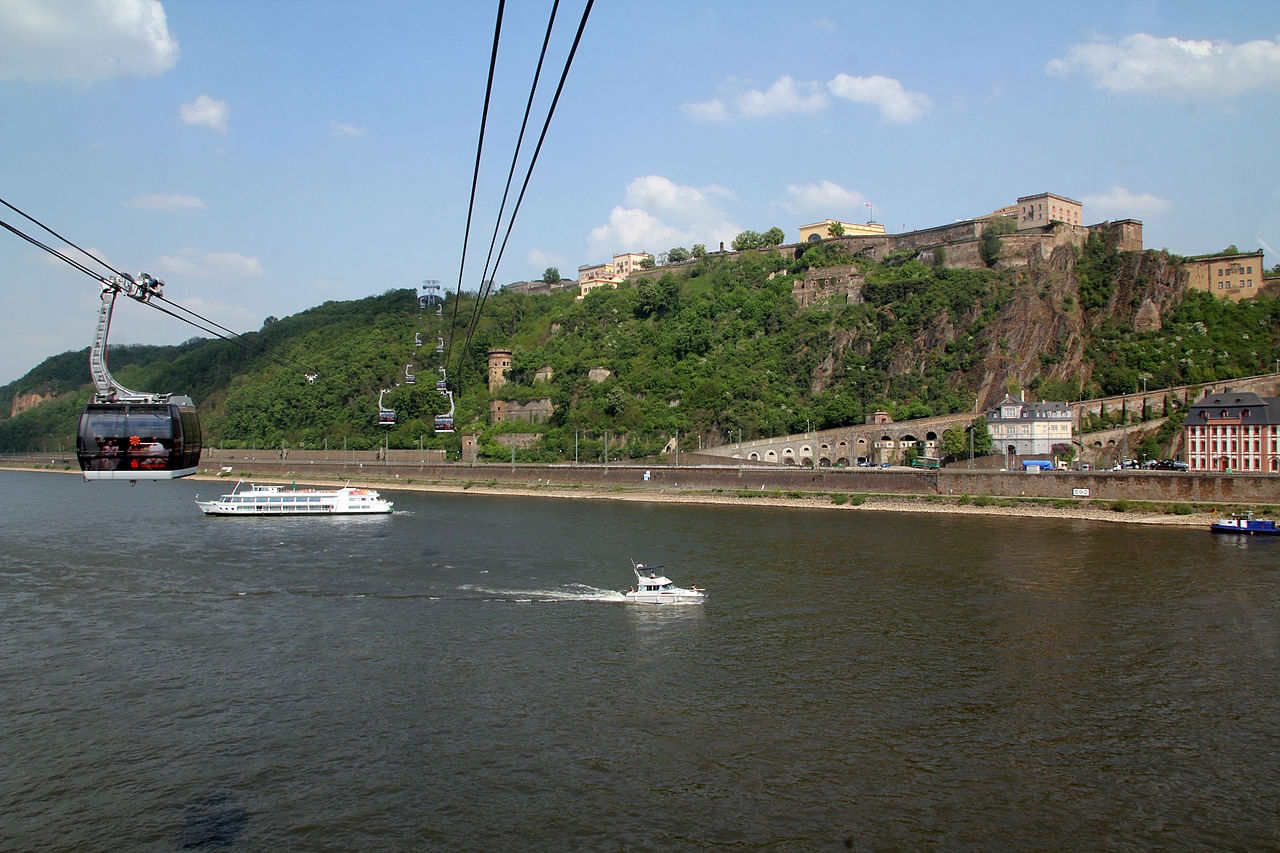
[{"x1": 3, "y1": 238, "x2": 1279, "y2": 460}]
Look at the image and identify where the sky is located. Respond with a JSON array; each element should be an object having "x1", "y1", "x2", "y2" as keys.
[{"x1": 2, "y1": 0, "x2": 1279, "y2": 386}]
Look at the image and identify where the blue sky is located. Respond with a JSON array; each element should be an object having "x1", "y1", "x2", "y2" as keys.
[{"x1": 2, "y1": 0, "x2": 1279, "y2": 385}]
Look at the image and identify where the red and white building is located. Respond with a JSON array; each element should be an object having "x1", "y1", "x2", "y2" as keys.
[{"x1": 1184, "y1": 390, "x2": 1280, "y2": 473}]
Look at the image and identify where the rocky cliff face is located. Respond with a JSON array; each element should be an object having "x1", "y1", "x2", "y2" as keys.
[
  {"x1": 10, "y1": 392, "x2": 54, "y2": 418},
  {"x1": 970, "y1": 245, "x2": 1185, "y2": 411},
  {"x1": 807, "y1": 243, "x2": 1188, "y2": 413}
]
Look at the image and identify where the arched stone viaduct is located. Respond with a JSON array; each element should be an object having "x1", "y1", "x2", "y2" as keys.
[
  {"x1": 702, "y1": 412, "x2": 976, "y2": 467},
  {"x1": 1073, "y1": 372, "x2": 1279, "y2": 423},
  {"x1": 699, "y1": 374, "x2": 1280, "y2": 468}
]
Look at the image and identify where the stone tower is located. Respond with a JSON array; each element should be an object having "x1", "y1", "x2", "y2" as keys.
[{"x1": 487, "y1": 349, "x2": 512, "y2": 393}]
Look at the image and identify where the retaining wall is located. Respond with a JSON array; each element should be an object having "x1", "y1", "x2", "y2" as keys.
[{"x1": 186, "y1": 456, "x2": 1280, "y2": 505}]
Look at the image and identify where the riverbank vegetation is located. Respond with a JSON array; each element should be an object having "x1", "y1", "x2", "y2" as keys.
[{"x1": 3, "y1": 242, "x2": 1278, "y2": 462}]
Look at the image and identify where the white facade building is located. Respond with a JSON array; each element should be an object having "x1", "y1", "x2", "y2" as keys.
[{"x1": 985, "y1": 394, "x2": 1073, "y2": 457}]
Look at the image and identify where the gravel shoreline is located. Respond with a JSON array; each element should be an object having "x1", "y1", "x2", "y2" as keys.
[
  {"x1": 2, "y1": 464, "x2": 1232, "y2": 528},
  {"x1": 187, "y1": 471, "x2": 1218, "y2": 528}
]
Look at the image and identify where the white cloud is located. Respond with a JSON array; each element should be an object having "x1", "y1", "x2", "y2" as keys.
[
  {"x1": 1047, "y1": 33, "x2": 1280, "y2": 100},
  {"x1": 127, "y1": 193, "x2": 206, "y2": 212},
  {"x1": 827, "y1": 73, "x2": 932, "y2": 124},
  {"x1": 152, "y1": 249, "x2": 263, "y2": 277},
  {"x1": 685, "y1": 73, "x2": 930, "y2": 124},
  {"x1": 329, "y1": 121, "x2": 367, "y2": 137},
  {"x1": 777, "y1": 181, "x2": 868, "y2": 217},
  {"x1": 681, "y1": 97, "x2": 729, "y2": 122},
  {"x1": 1082, "y1": 186, "x2": 1173, "y2": 217},
  {"x1": 39, "y1": 245, "x2": 116, "y2": 273},
  {"x1": 0, "y1": 0, "x2": 178, "y2": 82},
  {"x1": 180, "y1": 95, "x2": 228, "y2": 132},
  {"x1": 526, "y1": 248, "x2": 564, "y2": 271},
  {"x1": 736, "y1": 75, "x2": 827, "y2": 118},
  {"x1": 587, "y1": 176, "x2": 741, "y2": 257},
  {"x1": 625, "y1": 175, "x2": 722, "y2": 224},
  {"x1": 588, "y1": 207, "x2": 686, "y2": 257},
  {"x1": 814, "y1": 17, "x2": 835, "y2": 32},
  {"x1": 173, "y1": 295, "x2": 257, "y2": 332}
]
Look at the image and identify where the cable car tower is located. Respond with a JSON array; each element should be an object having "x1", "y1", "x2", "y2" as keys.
[
  {"x1": 76, "y1": 275, "x2": 203, "y2": 481},
  {"x1": 420, "y1": 279, "x2": 441, "y2": 308}
]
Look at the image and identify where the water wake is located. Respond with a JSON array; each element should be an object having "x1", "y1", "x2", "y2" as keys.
[{"x1": 459, "y1": 582, "x2": 626, "y2": 603}]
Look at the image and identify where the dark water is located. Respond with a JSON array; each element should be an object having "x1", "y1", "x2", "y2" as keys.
[{"x1": 2, "y1": 469, "x2": 1278, "y2": 851}]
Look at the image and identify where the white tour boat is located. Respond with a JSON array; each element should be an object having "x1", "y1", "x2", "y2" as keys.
[
  {"x1": 625, "y1": 562, "x2": 707, "y2": 605},
  {"x1": 195, "y1": 481, "x2": 393, "y2": 516}
]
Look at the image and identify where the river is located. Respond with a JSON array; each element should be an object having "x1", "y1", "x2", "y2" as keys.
[{"x1": 1, "y1": 469, "x2": 1277, "y2": 850}]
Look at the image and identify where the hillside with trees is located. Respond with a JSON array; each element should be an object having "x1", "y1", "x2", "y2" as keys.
[{"x1": 2, "y1": 236, "x2": 1278, "y2": 462}]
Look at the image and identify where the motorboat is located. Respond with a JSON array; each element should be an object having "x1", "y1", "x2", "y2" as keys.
[
  {"x1": 625, "y1": 562, "x2": 706, "y2": 605},
  {"x1": 1210, "y1": 512, "x2": 1279, "y2": 536},
  {"x1": 195, "y1": 481, "x2": 393, "y2": 516}
]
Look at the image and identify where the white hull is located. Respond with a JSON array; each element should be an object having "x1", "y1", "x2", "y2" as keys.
[
  {"x1": 625, "y1": 563, "x2": 706, "y2": 605},
  {"x1": 624, "y1": 590, "x2": 706, "y2": 605},
  {"x1": 196, "y1": 482, "x2": 393, "y2": 516}
]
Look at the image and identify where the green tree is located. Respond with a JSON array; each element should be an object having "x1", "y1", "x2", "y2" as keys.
[
  {"x1": 979, "y1": 217, "x2": 1015, "y2": 268},
  {"x1": 639, "y1": 256, "x2": 655, "y2": 269},
  {"x1": 691, "y1": 243, "x2": 706, "y2": 258},
  {"x1": 761, "y1": 226, "x2": 785, "y2": 246},
  {"x1": 969, "y1": 418, "x2": 993, "y2": 455},
  {"x1": 827, "y1": 221, "x2": 845, "y2": 237},
  {"x1": 542, "y1": 267, "x2": 561, "y2": 284},
  {"x1": 940, "y1": 425, "x2": 967, "y2": 458},
  {"x1": 1077, "y1": 231, "x2": 1121, "y2": 311},
  {"x1": 732, "y1": 230, "x2": 763, "y2": 251},
  {"x1": 667, "y1": 246, "x2": 690, "y2": 263}
]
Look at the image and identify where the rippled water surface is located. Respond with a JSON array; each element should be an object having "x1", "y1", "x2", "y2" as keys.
[{"x1": 2, "y1": 470, "x2": 1278, "y2": 850}]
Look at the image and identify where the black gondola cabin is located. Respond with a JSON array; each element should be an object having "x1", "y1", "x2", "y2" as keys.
[{"x1": 77, "y1": 397, "x2": 202, "y2": 480}]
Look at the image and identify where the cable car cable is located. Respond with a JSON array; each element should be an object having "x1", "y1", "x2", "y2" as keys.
[
  {"x1": 458, "y1": 0, "x2": 560, "y2": 363},
  {"x1": 0, "y1": 218, "x2": 109, "y2": 282},
  {"x1": 2, "y1": 213, "x2": 319, "y2": 379},
  {"x1": 445, "y1": 0, "x2": 505, "y2": 370},
  {"x1": 0, "y1": 195, "x2": 127, "y2": 279},
  {"x1": 454, "y1": 0, "x2": 594, "y2": 376}
]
